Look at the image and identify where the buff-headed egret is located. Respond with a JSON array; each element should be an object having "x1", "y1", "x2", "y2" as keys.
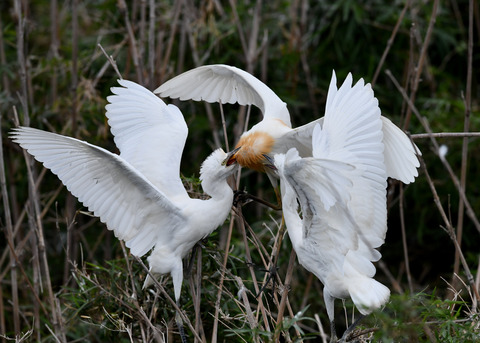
[
  {"x1": 155, "y1": 65, "x2": 420, "y2": 188},
  {"x1": 271, "y1": 73, "x2": 392, "y2": 342},
  {"x1": 11, "y1": 80, "x2": 239, "y2": 342}
]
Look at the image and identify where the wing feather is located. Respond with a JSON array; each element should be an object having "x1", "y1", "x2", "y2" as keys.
[
  {"x1": 11, "y1": 127, "x2": 186, "y2": 257},
  {"x1": 155, "y1": 64, "x2": 291, "y2": 126},
  {"x1": 106, "y1": 79, "x2": 189, "y2": 199},
  {"x1": 381, "y1": 116, "x2": 420, "y2": 184}
]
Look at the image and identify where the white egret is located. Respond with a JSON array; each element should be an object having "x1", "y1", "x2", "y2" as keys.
[
  {"x1": 10, "y1": 79, "x2": 239, "y2": 341},
  {"x1": 271, "y1": 73, "x2": 391, "y2": 342},
  {"x1": 155, "y1": 64, "x2": 420, "y2": 187}
]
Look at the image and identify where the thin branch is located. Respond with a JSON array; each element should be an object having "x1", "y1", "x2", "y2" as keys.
[
  {"x1": 372, "y1": 0, "x2": 410, "y2": 87},
  {"x1": 0, "y1": 116, "x2": 20, "y2": 335},
  {"x1": 133, "y1": 257, "x2": 203, "y2": 342},
  {"x1": 453, "y1": 0, "x2": 474, "y2": 286},
  {"x1": 118, "y1": 0, "x2": 143, "y2": 83},
  {"x1": 418, "y1": 152, "x2": 480, "y2": 307},
  {"x1": 386, "y1": 69, "x2": 480, "y2": 234},
  {"x1": 399, "y1": 185, "x2": 414, "y2": 293},
  {"x1": 404, "y1": 0, "x2": 439, "y2": 129},
  {"x1": 71, "y1": 0, "x2": 78, "y2": 135},
  {"x1": 211, "y1": 213, "x2": 236, "y2": 343},
  {"x1": 410, "y1": 132, "x2": 480, "y2": 139},
  {"x1": 97, "y1": 44, "x2": 123, "y2": 79}
]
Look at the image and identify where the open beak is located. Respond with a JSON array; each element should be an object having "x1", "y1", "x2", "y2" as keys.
[
  {"x1": 262, "y1": 154, "x2": 277, "y2": 171},
  {"x1": 222, "y1": 146, "x2": 241, "y2": 166}
]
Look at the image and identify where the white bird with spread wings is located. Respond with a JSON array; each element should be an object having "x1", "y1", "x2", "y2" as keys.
[
  {"x1": 273, "y1": 72, "x2": 390, "y2": 342},
  {"x1": 11, "y1": 80, "x2": 239, "y2": 306}
]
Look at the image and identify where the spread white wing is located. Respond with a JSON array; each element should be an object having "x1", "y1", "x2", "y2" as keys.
[
  {"x1": 282, "y1": 70, "x2": 388, "y2": 257},
  {"x1": 278, "y1": 72, "x2": 420, "y2": 184},
  {"x1": 312, "y1": 71, "x2": 387, "y2": 244},
  {"x1": 106, "y1": 79, "x2": 189, "y2": 200},
  {"x1": 11, "y1": 127, "x2": 186, "y2": 257},
  {"x1": 155, "y1": 64, "x2": 291, "y2": 127}
]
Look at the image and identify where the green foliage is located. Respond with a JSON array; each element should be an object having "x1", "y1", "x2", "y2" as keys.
[{"x1": 371, "y1": 292, "x2": 480, "y2": 342}]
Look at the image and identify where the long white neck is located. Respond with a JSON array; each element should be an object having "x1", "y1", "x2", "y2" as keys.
[
  {"x1": 199, "y1": 178, "x2": 234, "y2": 229},
  {"x1": 281, "y1": 180, "x2": 303, "y2": 248}
]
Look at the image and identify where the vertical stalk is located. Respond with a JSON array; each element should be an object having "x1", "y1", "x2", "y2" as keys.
[
  {"x1": 403, "y1": 0, "x2": 439, "y2": 129},
  {"x1": 453, "y1": 0, "x2": 473, "y2": 285},
  {"x1": 49, "y1": 0, "x2": 59, "y2": 108},
  {"x1": 71, "y1": 0, "x2": 78, "y2": 135},
  {"x1": 0, "y1": 117, "x2": 20, "y2": 336}
]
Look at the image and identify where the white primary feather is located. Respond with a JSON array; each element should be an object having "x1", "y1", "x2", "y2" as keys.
[
  {"x1": 10, "y1": 127, "x2": 183, "y2": 257},
  {"x1": 106, "y1": 79, "x2": 189, "y2": 200},
  {"x1": 11, "y1": 80, "x2": 239, "y2": 303},
  {"x1": 155, "y1": 64, "x2": 291, "y2": 127}
]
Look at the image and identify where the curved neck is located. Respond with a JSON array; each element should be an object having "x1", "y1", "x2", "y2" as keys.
[{"x1": 281, "y1": 182, "x2": 303, "y2": 248}]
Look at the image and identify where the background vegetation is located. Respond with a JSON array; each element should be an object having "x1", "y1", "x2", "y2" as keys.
[{"x1": 1, "y1": 0, "x2": 479, "y2": 341}]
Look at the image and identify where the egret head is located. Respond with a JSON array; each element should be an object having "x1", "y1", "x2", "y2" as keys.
[
  {"x1": 200, "y1": 148, "x2": 239, "y2": 182},
  {"x1": 200, "y1": 148, "x2": 239, "y2": 197},
  {"x1": 225, "y1": 131, "x2": 275, "y2": 173}
]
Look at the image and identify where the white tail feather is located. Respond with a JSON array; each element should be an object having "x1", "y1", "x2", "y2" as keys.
[{"x1": 348, "y1": 277, "x2": 390, "y2": 315}]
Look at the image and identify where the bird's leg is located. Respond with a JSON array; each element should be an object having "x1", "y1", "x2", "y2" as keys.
[
  {"x1": 324, "y1": 291, "x2": 338, "y2": 343},
  {"x1": 329, "y1": 320, "x2": 337, "y2": 343},
  {"x1": 171, "y1": 265, "x2": 188, "y2": 342},
  {"x1": 185, "y1": 241, "x2": 204, "y2": 276},
  {"x1": 338, "y1": 314, "x2": 365, "y2": 343},
  {"x1": 233, "y1": 189, "x2": 281, "y2": 210},
  {"x1": 175, "y1": 303, "x2": 188, "y2": 343}
]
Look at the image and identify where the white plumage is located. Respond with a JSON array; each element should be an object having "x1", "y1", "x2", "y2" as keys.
[
  {"x1": 273, "y1": 73, "x2": 391, "y2": 341},
  {"x1": 10, "y1": 79, "x2": 239, "y2": 303},
  {"x1": 156, "y1": 64, "x2": 420, "y2": 184}
]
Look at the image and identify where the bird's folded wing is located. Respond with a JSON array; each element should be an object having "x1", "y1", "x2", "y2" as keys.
[
  {"x1": 283, "y1": 155, "x2": 357, "y2": 251},
  {"x1": 284, "y1": 156, "x2": 354, "y2": 221},
  {"x1": 11, "y1": 127, "x2": 186, "y2": 257},
  {"x1": 155, "y1": 64, "x2": 291, "y2": 126},
  {"x1": 106, "y1": 79, "x2": 189, "y2": 199}
]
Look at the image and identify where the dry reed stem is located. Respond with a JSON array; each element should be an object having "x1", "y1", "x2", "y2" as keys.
[
  {"x1": 411, "y1": 132, "x2": 480, "y2": 139},
  {"x1": 0, "y1": 116, "x2": 19, "y2": 337},
  {"x1": 211, "y1": 212, "x2": 236, "y2": 343},
  {"x1": 387, "y1": 68, "x2": 480, "y2": 305},
  {"x1": 71, "y1": 0, "x2": 78, "y2": 136},
  {"x1": 235, "y1": 207, "x2": 270, "y2": 331},
  {"x1": 453, "y1": 0, "x2": 474, "y2": 288},
  {"x1": 399, "y1": 184, "x2": 414, "y2": 293},
  {"x1": 118, "y1": 0, "x2": 144, "y2": 83},
  {"x1": 371, "y1": 0, "x2": 410, "y2": 87},
  {"x1": 386, "y1": 69, "x2": 480, "y2": 234},
  {"x1": 159, "y1": 0, "x2": 182, "y2": 82},
  {"x1": 134, "y1": 257, "x2": 203, "y2": 342},
  {"x1": 403, "y1": 0, "x2": 438, "y2": 129},
  {"x1": 417, "y1": 152, "x2": 480, "y2": 308},
  {"x1": 148, "y1": 0, "x2": 156, "y2": 89}
]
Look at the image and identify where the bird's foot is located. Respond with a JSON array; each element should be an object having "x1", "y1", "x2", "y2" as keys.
[
  {"x1": 233, "y1": 190, "x2": 252, "y2": 207},
  {"x1": 338, "y1": 314, "x2": 365, "y2": 342},
  {"x1": 233, "y1": 190, "x2": 281, "y2": 210},
  {"x1": 255, "y1": 264, "x2": 279, "y2": 298}
]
